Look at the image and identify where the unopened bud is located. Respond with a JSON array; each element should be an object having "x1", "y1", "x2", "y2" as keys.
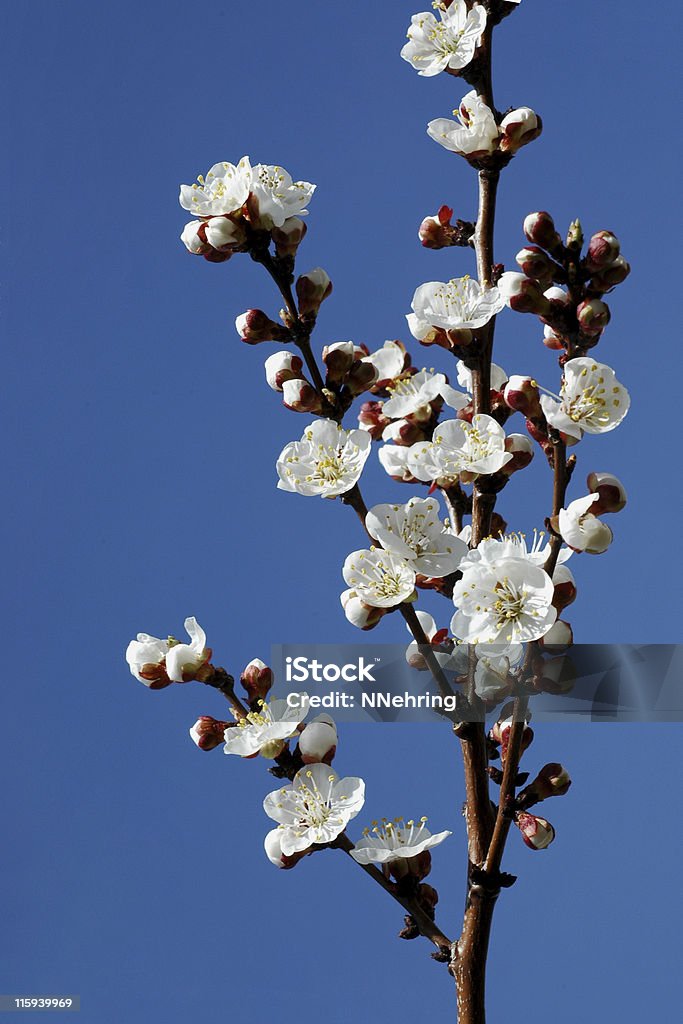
[
  {"x1": 271, "y1": 216, "x2": 307, "y2": 258},
  {"x1": 538, "y1": 620, "x2": 573, "y2": 653},
  {"x1": 341, "y1": 589, "x2": 386, "y2": 630},
  {"x1": 586, "y1": 230, "x2": 620, "y2": 270},
  {"x1": 499, "y1": 107, "x2": 542, "y2": 154},
  {"x1": 491, "y1": 714, "x2": 534, "y2": 762},
  {"x1": 346, "y1": 360, "x2": 379, "y2": 397},
  {"x1": 382, "y1": 418, "x2": 429, "y2": 446},
  {"x1": 543, "y1": 325, "x2": 564, "y2": 351},
  {"x1": 236, "y1": 309, "x2": 290, "y2": 344},
  {"x1": 515, "y1": 812, "x2": 555, "y2": 850},
  {"x1": 189, "y1": 716, "x2": 231, "y2": 751},
  {"x1": 205, "y1": 215, "x2": 247, "y2": 252},
  {"x1": 501, "y1": 433, "x2": 534, "y2": 475},
  {"x1": 589, "y1": 255, "x2": 630, "y2": 292},
  {"x1": 523, "y1": 211, "x2": 563, "y2": 255},
  {"x1": 264, "y1": 829, "x2": 310, "y2": 869},
  {"x1": 240, "y1": 658, "x2": 274, "y2": 703},
  {"x1": 282, "y1": 378, "x2": 324, "y2": 413},
  {"x1": 515, "y1": 246, "x2": 557, "y2": 287},
  {"x1": 577, "y1": 298, "x2": 611, "y2": 335},
  {"x1": 180, "y1": 220, "x2": 212, "y2": 255},
  {"x1": 296, "y1": 268, "x2": 333, "y2": 318},
  {"x1": 498, "y1": 273, "x2": 552, "y2": 315},
  {"x1": 298, "y1": 714, "x2": 338, "y2": 765},
  {"x1": 264, "y1": 350, "x2": 304, "y2": 392},
  {"x1": 323, "y1": 341, "x2": 356, "y2": 385},
  {"x1": 552, "y1": 565, "x2": 577, "y2": 611},
  {"x1": 518, "y1": 764, "x2": 572, "y2": 810},
  {"x1": 534, "y1": 655, "x2": 576, "y2": 695},
  {"x1": 586, "y1": 471, "x2": 627, "y2": 514},
  {"x1": 565, "y1": 218, "x2": 584, "y2": 251},
  {"x1": 418, "y1": 205, "x2": 469, "y2": 249},
  {"x1": 358, "y1": 400, "x2": 391, "y2": 440},
  {"x1": 503, "y1": 376, "x2": 543, "y2": 419}
]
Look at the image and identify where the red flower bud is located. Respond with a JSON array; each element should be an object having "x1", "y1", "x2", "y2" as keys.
[
  {"x1": 189, "y1": 716, "x2": 230, "y2": 751},
  {"x1": 586, "y1": 471, "x2": 627, "y2": 514},
  {"x1": 515, "y1": 812, "x2": 555, "y2": 850},
  {"x1": 586, "y1": 230, "x2": 620, "y2": 270},
  {"x1": 523, "y1": 211, "x2": 564, "y2": 255}
]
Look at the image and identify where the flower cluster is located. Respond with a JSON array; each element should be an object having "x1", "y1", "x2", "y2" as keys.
[{"x1": 428, "y1": 91, "x2": 541, "y2": 163}]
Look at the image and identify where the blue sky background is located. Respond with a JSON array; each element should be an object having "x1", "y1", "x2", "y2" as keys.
[{"x1": 2, "y1": 1, "x2": 680, "y2": 1021}]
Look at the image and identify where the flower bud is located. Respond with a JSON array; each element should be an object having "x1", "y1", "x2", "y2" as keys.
[
  {"x1": 498, "y1": 273, "x2": 552, "y2": 316},
  {"x1": 264, "y1": 351, "x2": 304, "y2": 391},
  {"x1": 499, "y1": 107, "x2": 542, "y2": 154},
  {"x1": 552, "y1": 565, "x2": 577, "y2": 611},
  {"x1": 418, "y1": 205, "x2": 469, "y2": 249},
  {"x1": 271, "y1": 216, "x2": 307, "y2": 258},
  {"x1": 341, "y1": 589, "x2": 386, "y2": 630},
  {"x1": 523, "y1": 211, "x2": 563, "y2": 255},
  {"x1": 346, "y1": 359, "x2": 379, "y2": 397},
  {"x1": 236, "y1": 309, "x2": 290, "y2": 344},
  {"x1": 491, "y1": 714, "x2": 534, "y2": 762},
  {"x1": 586, "y1": 471, "x2": 627, "y2": 514},
  {"x1": 296, "y1": 268, "x2": 333, "y2": 318},
  {"x1": 586, "y1": 230, "x2": 620, "y2": 270},
  {"x1": 577, "y1": 298, "x2": 611, "y2": 335},
  {"x1": 189, "y1": 716, "x2": 231, "y2": 751},
  {"x1": 503, "y1": 376, "x2": 543, "y2": 419},
  {"x1": 282, "y1": 378, "x2": 324, "y2": 414},
  {"x1": 180, "y1": 220, "x2": 212, "y2": 255},
  {"x1": 358, "y1": 400, "x2": 391, "y2": 440},
  {"x1": 515, "y1": 812, "x2": 555, "y2": 850},
  {"x1": 589, "y1": 255, "x2": 630, "y2": 292},
  {"x1": 515, "y1": 246, "x2": 557, "y2": 287},
  {"x1": 323, "y1": 341, "x2": 356, "y2": 385},
  {"x1": 382, "y1": 418, "x2": 429, "y2": 446},
  {"x1": 205, "y1": 215, "x2": 247, "y2": 252},
  {"x1": 264, "y1": 828, "x2": 310, "y2": 869},
  {"x1": 298, "y1": 714, "x2": 338, "y2": 765},
  {"x1": 517, "y1": 764, "x2": 572, "y2": 810},
  {"x1": 533, "y1": 654, "x2": 576, "y2": 695},
  {"x1": 565, "y1": 218, "x2": 583, "y2": 251},
  {"x1": 538, "y1": 620, "x2": 573, "y2": 653},
  {"x1": 543, "y1": 285, "x2": 573, "y2": 312},
  {"x1": 501, "y1": 433, "x2": 534, "y2": 475},
  {"x1": 543, "y1": 325, "x2": 564, "y2": 351},
  {"x1": 240, "y1": 658, "x2": 274, "y2": 703}
]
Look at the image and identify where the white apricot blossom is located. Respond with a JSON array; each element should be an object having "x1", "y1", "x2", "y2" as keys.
[
  {"x1": 378, "y1": 444, "x2": 414, "y2": 481},
  {"x1": 350, "y1": 817, "x2": 452, "y2": 865},
  {"x1": 342, "y1": 548, "x2": 416, "y2": 608},
  {"x1": 427, "y1": 91, "x2": 499, "y2": 156},
  {"x1": 408, "y1": 277, "x2": 505, "y2": 339},
  {"x1": 539, "y1": 358, "x2": 630, "y2": 441},
  {"x1": 264, "y1": 763, "x2": 365, "y2": 855},
  {"x1": 558, "y1": 494, "x2": 613, "y2": 554},
  {"x1": 250, "y1": 163, "x2": 315, "y2": 229},
  {"x1": 382, "y1": 369, "x2": 467, "y2": 419},
  {"x1": 179, "y1": 158, "x2": 252, "y2": 217},
  {"x1": 401, "y1": 2, "x2": 487, "y2": 77},
  {"x1": 407, "y1": 415, "x2": 512, "y2": 484},
  {"x1": 125, "y1": 616, "x2": 210, "y2": 686},
  {"x1": 223, "y1": 696, "x2": 310, "y2": 759},
  {"x1": 452, "y1": 557, "x2": 557, "y2": 645},
  {"x1": 277, "y1": 419, "x2": 372, "y2": 497},
  {"x1": 366, "y1": 496, "x2": 467, "y2": 578}
]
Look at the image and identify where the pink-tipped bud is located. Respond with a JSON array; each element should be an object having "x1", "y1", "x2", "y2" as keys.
[
  {"x1": 346, "y1": 359, "x2": 380, "y2": 397},
  {"x1": 501, "y1": 433, "x2": 534, "y2": 475},
  {"x1": 189, "y1": 716, "x2": 230, "y2": 751},
  {"x1": 418, "y1": 205, "x2": 465, "y2": 249},
  {"x1": 236, "y1": 309, "x2": 290, "y2": 344},
  {"x1": 491, "y1": 714, "x2": 534, "y2": 763},
  {"x1": 499, "y1": 107, "x2": 542, "y2": 154},
  {"x1": 515, "y1": 246, "x2": 557, "y2": 287},
  {"x1": 538, "y1": 620, "x2": 573, "y2": 653},
  {"x1": 180, "y1": 220, "x2": 212, "y2": 255},
  {"x1": 282, "y1": 378, "x2": 324, "y2": 414},
  {"x1": 498, "y1": 273, "x2": 552, "y2": 315},
  {"x1": 518, "y1": 764, "x2": 572, "y2": 810},
  {"x1": 587, "y1": 471, "x2": 627, "y2": 514},
  {"x1": 515, "y1": 812, "x2": 555, "y2": 850},
  {"x1": 264, "y1": 351, "x2": 304, "y2": 392},
  {"x1": 205, "y1": 215, "x2": 247, "y2": 252},
  {"x1": 264, "y1": 829, "x2": 310, "y2": 869},
  {"x1": 341, "y1": 589, "x2": 386, "y2": 630},
  {"x1": 552, "y1": 565, "x2": 577, "y2": 612},
  {"x1": 323, "y1": 341, "x2": 356, "y2": 385},
  {"x1": 543, "y1": 325, "x2": 565, "y2": 351},
  {"x1": 523, "y1": 211, "x2": 563, "y2": 254},
  {"x1": 577, "y1": 298, "x2": 611, "y2": 335},
  {"x1": 503, "y1": 376, "x2": 543, "y2": 419},
  {"x1": 382, "y1": 418, "x2": 429, "y2": 446},
  {"x1": 298, "y1": 714, "x2": 338, "y2": 765},
  {"x1": 296, "y1": 268, "x2": 333, "y2": 318},
  {"x1": 534, "y1": 655, "x2": 576, "y2": 695},
  {"x1": 543, "y1": 285, "x2": 573, "y2": 313},
  {"x1": 358, "y1": 400, "x2": 391, "y2": 440},
  {"x1": 586, "y1": 230, "x2": 620, "y2": 270},
  {"x1": 271, "y1": 216, "x2": 307, "y2": 258},
  {"x1": 589, "y1": 256, "x2": 631, "y2": 292},
  {"x1": 240, "y1": 658, "x2": 274, "y2": 703}
]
